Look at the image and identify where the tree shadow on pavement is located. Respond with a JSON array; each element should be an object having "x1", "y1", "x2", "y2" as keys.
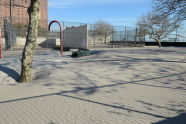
[
  {"x1": 0, "y1": 72, "x2": 186, "y2": 120},
  {"x1": 57, "y1": 93, "x2": 168, "y2": 119},
  {"x1": 136, "y1": 100, "x2": 185, "y2": 113}
]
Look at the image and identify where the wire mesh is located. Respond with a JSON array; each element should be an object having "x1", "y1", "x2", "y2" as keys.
[{"x1": 0, "y1": 17, "x2": 185, "y2": 51}]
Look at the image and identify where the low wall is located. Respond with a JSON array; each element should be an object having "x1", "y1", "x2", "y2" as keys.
[
  {"x1": 16, "y1": 37, "x2": 60, "y2": 47},
  {"x1": 145, "y1": 42, "x2": 186, "y2": 47},
  {"x1": 16, "y1": 37, "x2": 45, "y2": 46}
]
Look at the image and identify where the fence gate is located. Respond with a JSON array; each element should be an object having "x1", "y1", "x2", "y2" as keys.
[{"x1": 4, "y1": 19, "x2": 17, "y2": 50}]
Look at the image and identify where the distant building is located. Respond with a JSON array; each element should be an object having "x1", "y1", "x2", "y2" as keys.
[{"x1": 0, "y1": 0, "x2": 48, "y2": 28}]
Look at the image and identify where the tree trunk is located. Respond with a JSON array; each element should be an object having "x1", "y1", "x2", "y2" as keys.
[
  {"x1": 154, "y1": 38, "x2": 162, "y2": 47},
  {"x1": 156, "y1": 39, "x2": 162, "y2": 47},
  {"x1": 20, "y1": 0, "x2": 40, "y2": 83}
]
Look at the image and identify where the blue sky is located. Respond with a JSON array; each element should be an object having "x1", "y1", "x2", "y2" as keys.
[{"x1": 48, "y1": 0, "x2": 152, "y2": 27}]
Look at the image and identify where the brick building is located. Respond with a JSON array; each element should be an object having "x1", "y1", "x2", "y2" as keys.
[{"x1": 0, "y1": 0, "x2": 48, "y2": 28}]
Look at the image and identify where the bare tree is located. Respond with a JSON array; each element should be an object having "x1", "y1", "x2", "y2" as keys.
[
  {"x1": 137, "y1": 13, "x2": 180, "y2": 47},
  {"x1": 20, "y1": 0, "x2": 40, "y2": 83},
  {"x1": 94, "y1": 20, "x2": 114, "y2": 44},
  {"x1": 153, "y1": 0, "x2": 186, "y2": 21}
]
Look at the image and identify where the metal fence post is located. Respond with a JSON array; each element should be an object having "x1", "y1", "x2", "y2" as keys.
[
  {"x1": 175, "y1": 26, "x2": 178, "y2": 42},
  {"x1": 93, "y1": 24, "x2": 95, "y2": 47},
  {"x1": 135, "y1": 27, "x2": 137, "y2": 45},
  {"x1": 62, "y1": 21, "x2": 65, "y2": 49},
  {"x1": 124, "y1": 26, "x2": 127, "y2": 42},
  {"x1": 0, "y1": 28, "x2": 3, "y2": 59}
]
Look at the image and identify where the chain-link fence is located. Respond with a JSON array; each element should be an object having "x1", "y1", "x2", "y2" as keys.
[
  {"x1": 0, "y1": 17, "x2": 185, "y2": 52},
  {"x1": 88, "y1": 24, "x2": 145, "y2": 48},
  {"x1": 4, "y1": 19, "x2": 17, "y2": 50}
]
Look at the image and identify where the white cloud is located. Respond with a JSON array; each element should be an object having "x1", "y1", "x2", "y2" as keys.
[{"x1": 48, "y1": 0, "x2": 149, "y2": 8}]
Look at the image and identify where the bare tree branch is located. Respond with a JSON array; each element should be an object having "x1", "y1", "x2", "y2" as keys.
[
  {"x1": 153, "y1": 0, "x2": 186, "y2": 21},
  {"x1": 137, "y1": 13, "x2": 180, "y2": 47}
]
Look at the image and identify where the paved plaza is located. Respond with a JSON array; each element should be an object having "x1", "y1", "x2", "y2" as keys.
[{"x1": 0, "y1": 47, "x2": 186, "y2": 124}]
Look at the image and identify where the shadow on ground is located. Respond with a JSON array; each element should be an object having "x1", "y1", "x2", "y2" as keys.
[
  {"x1": 153, "y1": 113, "x2": 186, "y2": 124},
  {"x1": 0, "y1": 71, "x2": 185, "y2": 121},
  {"x1": 0, "y1": 65, "x2": 20, "y2": 82},
  {"x1": 136, "y1": 100, "x2": 185, "y2": 113}
]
